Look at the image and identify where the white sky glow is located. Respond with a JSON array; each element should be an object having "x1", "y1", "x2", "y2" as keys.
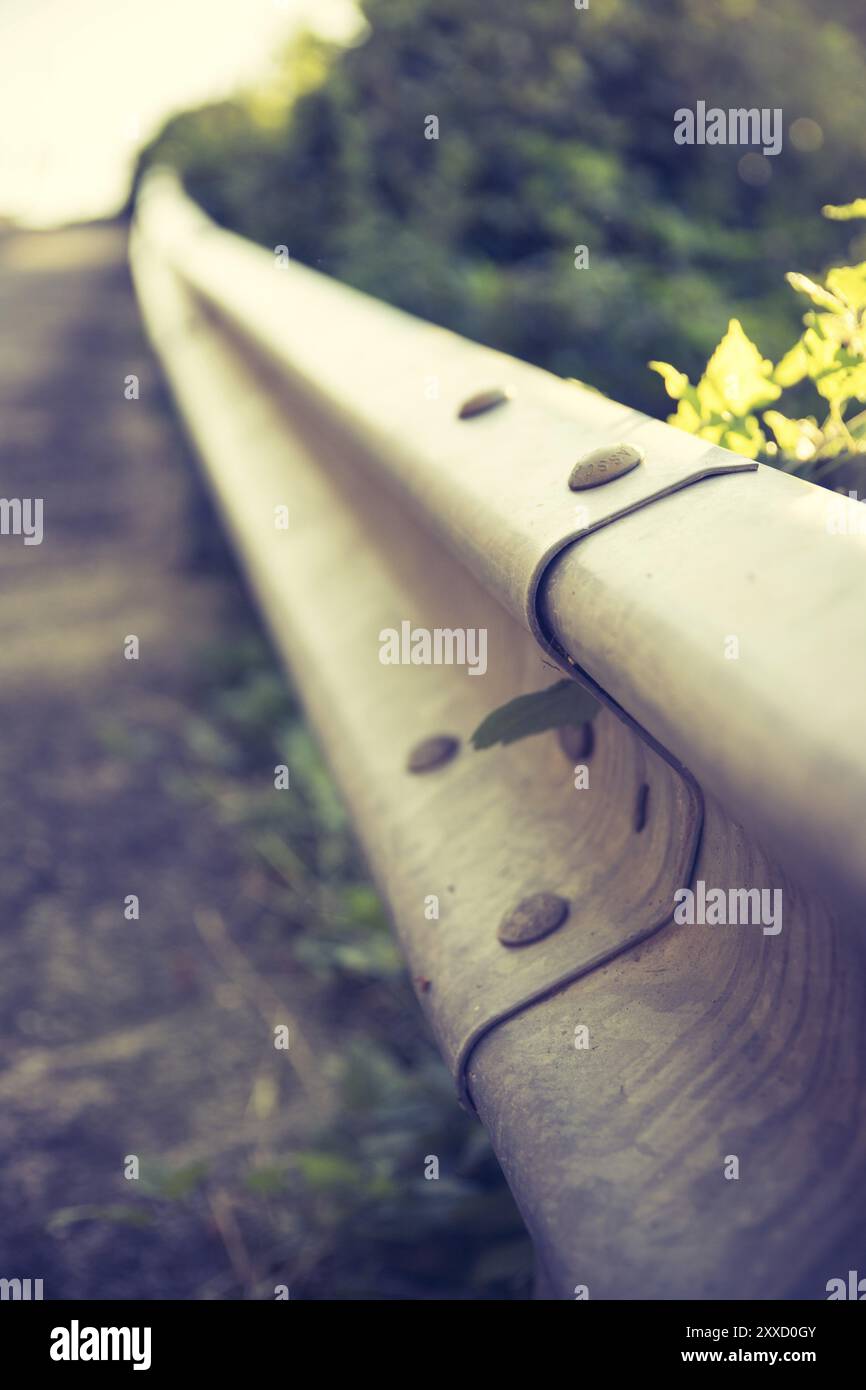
[{"x1": 0, "y1": 0, "x2": 360, "y2": 227}]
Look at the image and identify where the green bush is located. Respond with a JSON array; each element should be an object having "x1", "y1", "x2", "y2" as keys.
[
  {"x1": 650, "y1": 199, "x2": 866, "y2": 474},
  {"x1": 134, "y1": 0, "x2": 866, "y2": 415}
]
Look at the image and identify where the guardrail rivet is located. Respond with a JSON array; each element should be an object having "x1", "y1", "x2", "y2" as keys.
[
  {"x1": 558, "y1": 722, "x2": 594, "y2": 761},
  {"x1": 498, "y1": 892, "x2": 570, "y2": 947},
  {"x1": 568, "y1": 442, "x2": 644, "y2": 491},
  {"x1": 458, "y1": 387, "x2": 510, "y2": 419},
  {"x1": 407, "y1": 734, "x2": 460, "y2": 773},
  {"x1": 634, "y1": 782, "x2": 650, "y2": 833}
]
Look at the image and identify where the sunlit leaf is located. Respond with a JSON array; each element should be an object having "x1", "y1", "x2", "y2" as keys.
[
  {"x1": 648, "y1": 359, "x2": 691, "y2": 400},
  {"x1": 723, "y1": 415, "x2": 766, "y2": 459},
  {"x1": 774, "y1": 340, "x2": 809, "y2": 387},
  {"x1": 785, "y1": 271, "x2": 845, "y2": 314},
  {"x1": 822, "y1": 199, "x2": 866, "y2": 221},
  {"x1": 825, "y1": 264, "x2": 866, "y2": 313},
  {"x1": 763, "y1": 410, "x2": 821, "y2": 461},
  {"x1": 700, "y1": 318, "x2": 781, "y2": 416}
]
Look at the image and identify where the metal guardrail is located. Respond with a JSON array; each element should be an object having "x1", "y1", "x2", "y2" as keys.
[{"x1": 131, "y1": 170, "x2": 866, "y2": 1300}]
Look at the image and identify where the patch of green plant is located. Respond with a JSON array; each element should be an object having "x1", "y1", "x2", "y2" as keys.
[
  {"x1": 265, "y1": 1041, "x2": 533, "y2": 1298},
  {"x1": 170, "y1": 631, "x2": 533, "y2": 1299},
  {"x1": 47, "y1": 1204, "x2": 153, "y2": 1232},
  {"x1": 140, "y1": 1162, "x2": 210, "y2": 1201},
  {"x1": 133, "y1": 0, "x2": 866, "y2": 419},
  {"x1": 649, "y1": 200, "x2": 866, "y2": 472}
]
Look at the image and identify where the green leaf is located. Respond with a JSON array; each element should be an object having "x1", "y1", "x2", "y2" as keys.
[
  {"x1": 668, "y1": 396, "x2": 704, "y2": 433},
  {"x1": 774, "y1": 340, "x2": 809, "y2": 387},
  {"x1": 47, "y1": 1204, "x2": 153, "y2": 1232},
  {"x1": 155, "y1": 1162, "x2": 209, "y2": 1200},
  {"x1": 295, "y1": 1150, "x2": 362, "y2": 1190},
  {"x1": 825, "y1": 264, "x2": 866, "y2": 313},
  {"x1": 722, "y1": 414, "x2": 766, "y2": 459},
  {"x1": 652, "y1": 321, "x2": 778, "y2": 456},
  {"x1": 763, "y1": 410, "x2": 822, "y2": 461},
  {"x1": 471, "y1": 680, "x2": 600, "y2": 751},
  {"x1": 245, "y1": 1165, "x2": 287, "y2": 1196},
  {"x1": 823, "y1": 199, "x2": 866, "y2": 222},
  {"x1": 648, "y1": 359, "x2": 691, "y2": 401},
  {"x1": 785, "y1": 271, "x2": 845, "y2": 314},
  {"x1": 699, "y1": 318, "x2": 781, "y2": 416}
]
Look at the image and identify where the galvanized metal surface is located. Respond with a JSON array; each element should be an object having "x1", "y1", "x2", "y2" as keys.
[
  {"x1": 132, "y1": 175, "x2": 866, "y2": 1298},
  {"x1": 130, "y1": 228, "x2": 702, "y2": 1105},
  {"x1": 469, "y1": 794, "x2": 866, "y2": 1300},
  {"x1": 540, "y1": 470, "x2": 866, "y2": 909},
  {"x1": 135, "y1": 174, "x2": 755, "y2": 649}
]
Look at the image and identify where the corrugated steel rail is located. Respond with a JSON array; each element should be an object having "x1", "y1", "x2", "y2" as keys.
[{"x1": 131, "y1": 170, "x2": 866, "y2": 1300}]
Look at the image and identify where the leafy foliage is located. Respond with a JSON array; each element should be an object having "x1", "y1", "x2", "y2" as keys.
[
  {"x1": 824, "y1": 199, "x2": 866, "y2": 222},
  {"x1": 650, "y1": 319, "x2": 780, "y2": 458},
  {"x1": 649, "y1": 201, "x2": 866, "y2": 470},
  {"x1": 133, "y1": 0, "x2": 866, "y2": 417}
]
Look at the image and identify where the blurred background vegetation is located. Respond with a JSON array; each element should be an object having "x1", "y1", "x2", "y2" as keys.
[
  {"x1": 133, "y1": 0, "x2": 866, "y2": 418},
  {"x1": 118, "y1": 0, "x2": 866, "y2": 1296}
]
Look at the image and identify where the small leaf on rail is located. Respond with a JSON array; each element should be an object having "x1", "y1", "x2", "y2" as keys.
[{"x1": 471, "y1": 680, "x2": 600, "y2": 751}]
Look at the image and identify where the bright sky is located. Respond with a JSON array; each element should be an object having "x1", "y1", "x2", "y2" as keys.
[{"x1": 0, "y1": 0, "x2": 361, "y2": 227}]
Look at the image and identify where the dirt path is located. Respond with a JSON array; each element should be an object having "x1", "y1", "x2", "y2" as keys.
[{"x1": 0, "y1": 223, "x2": 328, "y2": 1299}]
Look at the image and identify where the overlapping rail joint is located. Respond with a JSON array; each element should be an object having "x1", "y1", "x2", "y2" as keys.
[{"x1": 131, "y1": 172, "x2": 866, "y2": 1299}]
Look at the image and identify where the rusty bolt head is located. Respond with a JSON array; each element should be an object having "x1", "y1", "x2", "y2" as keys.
[
  {"x1": 498, "y1": 892, "x2": 570, "y2": 947},
  {"x1": 458, "y1": 387, "x2": 510, "y2": 420},
  {"x1": 407, "y1": 734, "x2": 460, "y2": 774},
  {"x1": 568, "y1": 442, "x2": 644, "y2": 491},
  {"x1": 557, "y1": 721, "x2": 594, "y2": 762}
]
